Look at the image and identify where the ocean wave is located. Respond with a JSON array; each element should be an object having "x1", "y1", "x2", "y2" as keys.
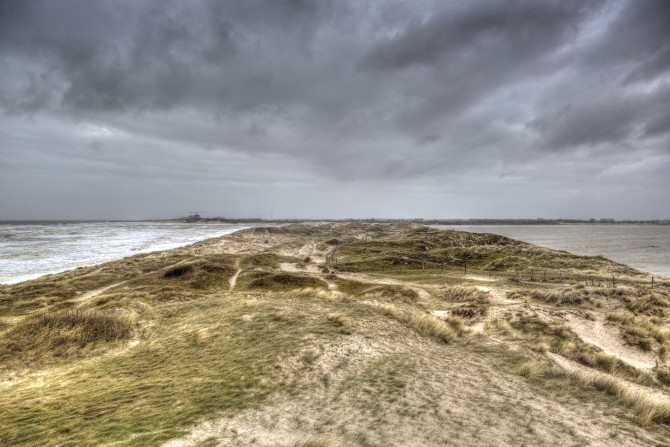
[{"x1": 0, "y1": 222, "x2": 252, "y2": 284}]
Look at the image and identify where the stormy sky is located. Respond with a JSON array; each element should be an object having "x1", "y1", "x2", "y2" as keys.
[{"x1": 1, "y1": 0, "x2": 669, "y2": 220}]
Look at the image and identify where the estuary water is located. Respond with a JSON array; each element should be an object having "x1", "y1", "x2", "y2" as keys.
[
  {"x1": 0, "y1": 221, "x2": 254, "y2": 284},
  {"x1": 431, "y1": 224, "x2": 670, "y2": 278}
]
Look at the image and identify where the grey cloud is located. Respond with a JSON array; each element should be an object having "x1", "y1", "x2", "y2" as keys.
[
  {"x1": 584, "y1": 0, "x2": 670, "y2": 82},
  {"x1": 0, "y1": 0, "x2": 669, "y2": 219},
  {"x1": 362, "y1": 1, "x2": 598, "y2": 71}
]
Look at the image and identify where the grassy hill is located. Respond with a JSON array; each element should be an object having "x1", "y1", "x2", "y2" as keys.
[{"x1": 1, "y1": 222, "x2": 670, "y2": 446}]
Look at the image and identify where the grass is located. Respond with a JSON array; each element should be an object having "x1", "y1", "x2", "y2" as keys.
[
  {"x1": 0, "y1": 310, "x2": 133, "y2": 368},
  {"x1": 246, "y1": 272, "x2": 327, "y2": 291},
  {"x1": 504, "y1": 316, "x2": 653, "y2": 385},
  {"x1": 292, "y1": 436, "x2": 340, "y2": 447},
  {"x1": 440, "y1": 286, "x2": 490, "y2": 303},
  {"x1": 514, "y1": 358, "x2": 670, "y2": 426},
  {"x1": 0, "y1": 295, "x2": 345, "y2": 446},
  {"x1": 362, "y1": 284, "x2": 419, "y2": 303},
  {"x1": 607, "y1": 313, "x2": 670, "y2": 354},
  {"x1": 372, "y1": 303, "x2": 460, "y2": 343}
]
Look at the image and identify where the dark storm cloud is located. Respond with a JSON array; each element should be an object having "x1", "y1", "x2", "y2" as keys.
[
  {"x1": 0, "y1": 0, "x2": 669, "y2": 219},
  {"x1": 362, "y1": 1, "x2": 596, "y2": 70}
]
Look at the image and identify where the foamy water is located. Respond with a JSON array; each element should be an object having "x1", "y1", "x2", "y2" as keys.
[{"x1": 0, "y1": 221, "x2": 255, "y2": 284}]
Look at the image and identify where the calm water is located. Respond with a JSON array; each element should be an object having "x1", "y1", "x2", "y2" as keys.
[
  {"x1": 431, "y1": 224, "x2": 670, "y2": 277},
  {"x1": 0, "y1": 221, "x2": 255, "y2": 284}
]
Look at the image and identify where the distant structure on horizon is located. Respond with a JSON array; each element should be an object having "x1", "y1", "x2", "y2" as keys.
[{"x1": 185, "y1": 211, "x2": 202, "y2": 222}]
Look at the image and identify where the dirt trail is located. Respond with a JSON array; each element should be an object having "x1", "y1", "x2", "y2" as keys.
[
  {"x1": 73, "y1": 282, "x2": 126, "y2": 303},
  {"x1": 229, "y1": 261, "x2": 241, "y2": 291},
  {"x1": 563, "y1": 314, "x2": 656, "y2": 370}
]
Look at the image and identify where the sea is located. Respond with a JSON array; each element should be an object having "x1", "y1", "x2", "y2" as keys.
[
  {"x1": 1, "y1": 222, "x2": 668, "y2": 285},
  {"x1": 0, "y1": 221, "x2": 255, "y2": 284},
  {"x1": 431, "y1": 224, "x2": 670, "y2": 278}
]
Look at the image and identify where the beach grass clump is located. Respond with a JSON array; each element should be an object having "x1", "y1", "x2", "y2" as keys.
[
  {"x1": 624, "y1": 291, "x2": 670, "y2": 316},
  {"x1": 0, "y1": 310, "x2": 132, "y2": 367},
  {"x1": 332, "y1": 278, "x2": 374, "y2": 296},
  {"x1": 362, "y1": 284, "x2": 419, "y2": 303},
  {"x1": 511, "y1": 356, "x2": 670, "y2": 426},
  {"x1": 483, "y1": 255, "x2": 529, "y2": 271},
  {"x1": 607, "y1": 313, "x2": 670, "y2": 353},
  {"x1": 157, "y1": 258, "x2": 236, "y2": 291},
  {"x1": 247, "y1": 272, "x2": 326, "y2": 291},
  {"x1": 440, "y1": 286, "x2": 490, "y2": 303},
  {"x1": 451, "y1": 305, "x2": 488, "y2": 319},
  {"x1": 240, "y1": 253, "x2": 282, "y2": 269},
  {"x1": 519, "y1": 287, "x2": 592, "y2": 306},
  {"x1": 373, "y1": 303, "x2": 459, "y2": 343}
]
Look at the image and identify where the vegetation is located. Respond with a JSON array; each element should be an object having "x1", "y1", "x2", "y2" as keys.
[
  {"x1": 1, "y1": 222, "x2": 669, "y2": 446},
  {"x1": 0, "y1": 310, "x2": 132, "y2": 368}
]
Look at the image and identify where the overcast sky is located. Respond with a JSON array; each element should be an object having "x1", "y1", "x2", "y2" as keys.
[{"x1": 1, "y1": 0, "x2": 669, "y2": 220}]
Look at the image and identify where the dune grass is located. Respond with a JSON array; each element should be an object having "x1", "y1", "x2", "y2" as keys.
[
  {"x1": 514, "y1": 358, "x2": 670, "y2": 426},
  {"x1": 372, "y1": 303, "x2": 461, "y2": 343},
  {"x1": 0, "y1": 310, "x2": 133, "y2": 369},
  {"x1": 0, "y1": 293, "x2": 351, "y2": 447},
  {"x1": 245, "y1": 272, "x2": 327, "y2": 291}
]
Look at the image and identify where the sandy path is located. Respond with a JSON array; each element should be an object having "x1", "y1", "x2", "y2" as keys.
[
  {"x1": 229, "y1": 261, "x2": 241, "y2": 291},
  {"x1": 73, "y1": 282, "x2": 126, "y2": 303},
  {"x1": 465, "y1": 274, "x2": 497, "y2": 282},
  {"x1": 563, "y1": 314, "x2": 656, "y2": 370},
  {"x1": 278, "y1": 262, "x2": 321, "y2": 274},
  {"x1": 277, "y1": 263, "x2": 336, "y2": 290}
]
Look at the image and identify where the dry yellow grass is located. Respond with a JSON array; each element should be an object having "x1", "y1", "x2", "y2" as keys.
[{"x1": 373, "y1": 303, "x2": 459, "y2": 343}]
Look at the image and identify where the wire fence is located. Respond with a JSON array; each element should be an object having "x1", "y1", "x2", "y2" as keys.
[{"x1": 328, "y1": 249, "x2": 665, "y2": 289}]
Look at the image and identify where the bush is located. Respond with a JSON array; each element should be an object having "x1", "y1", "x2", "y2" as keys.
[{"x1": 164, "y1": 264, "x2": 194, "y2": 278}]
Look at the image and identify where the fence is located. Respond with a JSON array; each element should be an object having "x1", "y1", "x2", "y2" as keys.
[{"x1": 327, "y1": 249, "x2": 664, "y2": 289}]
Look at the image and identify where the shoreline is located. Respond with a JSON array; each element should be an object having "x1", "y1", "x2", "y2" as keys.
[{"x1": 3, "y1": 221, "x2": 669, "y2": 286}]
